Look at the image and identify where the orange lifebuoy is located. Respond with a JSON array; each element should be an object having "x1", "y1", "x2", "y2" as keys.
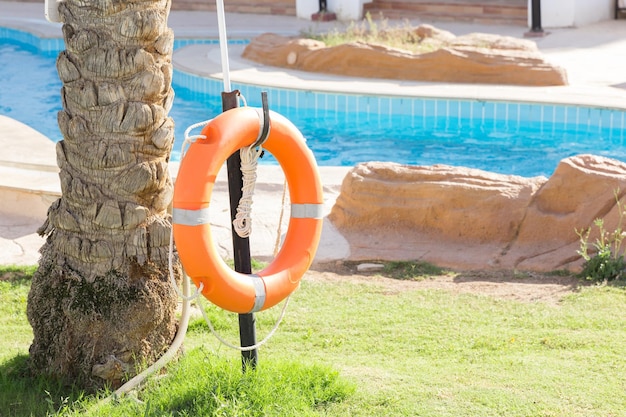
[{"x1": 172, "y1": 107, "x2": 324, "y2": 314}]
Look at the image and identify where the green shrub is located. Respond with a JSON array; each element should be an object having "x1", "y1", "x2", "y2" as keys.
[{"x1": 577, "y1": 191, "x2": 626, "y2": 282}]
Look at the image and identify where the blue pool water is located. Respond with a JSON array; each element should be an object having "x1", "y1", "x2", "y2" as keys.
[{"x1": 1, "y1": 31, "x2": 626, "y2": 178}]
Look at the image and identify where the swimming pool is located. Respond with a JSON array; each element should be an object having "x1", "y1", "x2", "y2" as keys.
[{"x1": 1, "y1": 27, "x2": 626, "y2": 178}]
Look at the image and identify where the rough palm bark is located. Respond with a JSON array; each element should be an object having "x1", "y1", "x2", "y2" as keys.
[{"x1": 27, "y1": 0, "x2": 180, "y2": 388}]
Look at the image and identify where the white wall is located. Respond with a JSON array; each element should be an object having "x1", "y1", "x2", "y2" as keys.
[
  {"x1": 535, "y1": 0, "x2": 574, "y2": 27},
  {"x1": 296, "y1": 0, "x2": 320, "y2": 19},
  {"x1": 535, "y1": 0, "x2": 614, "y2": 28},
  {"x1": 296, "y1": 0, "x2": 369, "y2": 20},
  {"x1": 299, "y1": 0, "x2": 615, "y2": 25},
  {"x1": 573, "y1": 0, "x2": 613, "y2": 25},
  {"x1": 327, "y1": 0, "x2": 366, "y2": 20}
]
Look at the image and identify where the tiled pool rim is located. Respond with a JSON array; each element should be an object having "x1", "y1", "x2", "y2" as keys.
[{"x1": 2, "y1": 25, "x2": 626, "y2": 143}]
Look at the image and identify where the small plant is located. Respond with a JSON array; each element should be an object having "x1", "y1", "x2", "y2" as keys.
[
  {"x1": 382, "y1": 260, "x2": 450, "y2": 280},
  {"x1": 45, "y1": 389, "x2": 71, "y2": 416},
  {"x1": 576, "y1": 190, "x2": 626, "y2": 282},
  {"x1": 304, "y1": 13, "x2": 434, "y2": 54}
]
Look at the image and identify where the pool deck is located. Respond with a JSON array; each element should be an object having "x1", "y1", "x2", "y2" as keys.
[{"x1": 1, "y1": 0, "x2": 626, "y2": 266}]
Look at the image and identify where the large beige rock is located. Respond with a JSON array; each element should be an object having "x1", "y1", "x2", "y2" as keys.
[
  {"x1": 330, "y1": 163, "x2": 544, "y2": 243},
  {"x1": 242, "y1": 28, "x2": 568, "y2": 86},
  {"x1": 502, "y1": 155, "x2": 626, "y2": 271},
  {"x1": 329, "y1": 155, "x2": 626, "y2": 272}
]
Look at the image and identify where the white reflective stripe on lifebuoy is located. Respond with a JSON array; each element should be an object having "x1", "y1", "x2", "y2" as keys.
[
  {"x1": 290, "y1": 203, "x2": 324, "y2": 219},
  {"x1": 250, "y1": 274, "x2": 267, "y2": 313},
  {"x1": 172, "y1": 207, "x2": 211, "y2": 226}
]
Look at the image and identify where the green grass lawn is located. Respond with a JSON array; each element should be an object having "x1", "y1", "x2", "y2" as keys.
[{"x1": 2, "y1": 265, "x2": 626, "y2": 416}]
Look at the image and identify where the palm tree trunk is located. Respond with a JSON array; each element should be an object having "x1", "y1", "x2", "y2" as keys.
[{"x1": 27, "y1": 0, "x2": 180, "y2": 388}]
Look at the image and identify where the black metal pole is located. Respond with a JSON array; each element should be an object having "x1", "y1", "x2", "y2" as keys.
[
  {"x1": 222, "y1": 91, "x2": 258, "y2": 370},
  {"x1": 530, "y1": 0, "x2": 543, "y2": 33}
]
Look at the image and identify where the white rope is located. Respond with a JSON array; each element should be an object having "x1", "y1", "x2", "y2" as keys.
[
  {"x1": 273, "y1": 180, "x2": 288, "y2": 257},
  {"x1": 232, "y1": 106, "x2": 267, "y2": 238},
  {"x1": 197, "y1": 292, "x2": 292, "y2": 352},
  {"x1": 232, "y1": 144, "x2": 264, "y2": 237},
  {"x1": 182, "y1": 119, "x2": 211, "y2": 158},
  {"x1": 180, "y1": 94, "x2": 246, "y2": 159},
  {"x1": 199, "y1": 168, "x2": 291, "y2": 350},
  {"x1": 105, "y1": 233, "x2": 196, "y2": 402},
  {"x1": 110, "y1": 272, "x2": 193, "y2": 399}
]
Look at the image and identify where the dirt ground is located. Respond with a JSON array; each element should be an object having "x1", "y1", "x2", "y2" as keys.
[
  {"x1": 307, "y1": 262, "x2": 583, "y2": 305},
  {"x1": 2, "y1": 262, "x2": 582, "y2": 305}
]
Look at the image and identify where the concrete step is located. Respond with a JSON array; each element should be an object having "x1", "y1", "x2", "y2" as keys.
[
  {"x1": 0, "y1": 116, "x2": 60, "y2": 222},
  {"x1": 364, "y1": 0, "x2": 528, "y2": 26},
  {"x1": 0, "y1": 165, "x2": 60, "y2": 222}
]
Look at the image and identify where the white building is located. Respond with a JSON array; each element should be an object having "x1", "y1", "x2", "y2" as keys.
[
  {"x1": 295, "y1": 0, "x2": 619, "y2": 28},
  {"x1": 539, "y1": 0, "x2": 617, "y2": 27}
]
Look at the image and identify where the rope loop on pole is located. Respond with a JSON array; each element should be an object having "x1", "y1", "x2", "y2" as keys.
[{"x1": 233, "y1": 93, "x2": 271, "y2": 238}]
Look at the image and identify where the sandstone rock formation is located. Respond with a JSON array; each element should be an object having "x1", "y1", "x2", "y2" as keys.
[
  {"x1": 242, "y1": 26, "x2": 568, "y2": 86},
  {"x1": 328, "y1": 155, "x2": 626, "y2": 272}
]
